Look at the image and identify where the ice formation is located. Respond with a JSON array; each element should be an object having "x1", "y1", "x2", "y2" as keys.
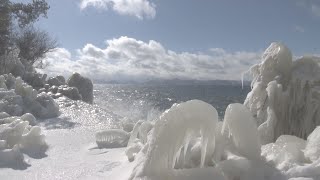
[
  {"x1": 304, "y1": 126, "x2": 320, "y2": 162},
  {"x1": 129, "y1": 100, "x2": 219, "y2": 179},
  {"x1": 124, "y1": 121, "x2": 154, "y2": 161},
  {"x1": 0, "y1": 113, "x2": 48, "y2": 167},
  {"x1": 222, "y1": 103, "x2": 261, "y2": 160},
  {"x1": 96, "y1": 129, "x2": 130, "y2": 148},
  {"x1": 0, "y1": 75, "x2": 60, "y2": 119},
  {"x1": 244, "y1": 42, "x2": 320, "y2": 143}
]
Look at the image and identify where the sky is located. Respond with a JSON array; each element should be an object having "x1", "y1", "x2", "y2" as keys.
[{"x1": 31, "y1": 0, "x2": 320, "y2": 82}]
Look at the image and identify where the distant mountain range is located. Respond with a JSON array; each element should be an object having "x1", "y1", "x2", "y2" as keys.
[{"x1": 93, "y1": 78, "x2": 251, "y2": 86}]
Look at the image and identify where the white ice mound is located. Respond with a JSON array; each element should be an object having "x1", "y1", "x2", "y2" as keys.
[
  {"x1": 0, "y1": 145, "x2": 25, "y2": 167},
  {"x1": 0, "y1": 115, "x2": 48, "y2": 165},
  {"x1": 0, "y1": 75, "x2": 60, "y2": 119},
  {"x1": 129, "y1": 100, "x2": 219, "y2": 180},
  {"x1": 304, "y1": 126, "x2": 320, "y2": 162},
  {"x1": 245, "y1": 42, "x2": 320, "y2": 142},
  {"x1": 95, "y1": 129, "x2": 130, "y2": 148},
  {"x1": 125, "y1": 121, "x2": 153, "y2": 161},
  {"x1": 262, "y1": 135, "x2": 307, "y2": 171},
  {"x1": 222, "y1": 103, "x2": 261, "y2": 160}
]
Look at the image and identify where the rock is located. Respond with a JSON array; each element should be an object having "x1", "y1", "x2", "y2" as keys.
[
  {"x1": 5, "y1": 74, "x2": 16, "y2": 90},
  {"x1": 30, "y1": 93, "x2": 60, "y2": 119},
  {"x1": 47, "y1": 76, "x2": 65, "y2": 87},
  {"x1": 21, "y1": 113, "x2": 37, "y2": 126},
  {"x1": 0, "y1": 112, "x2": 10, "y2": 119},
  {"x1": 44, "y1": 84, "x2": 50, "y2": 90},
  {"x1": 38, "y1": 88, "x2": 46, "y2": 94},
  {"x1": 0, "y1": 94, "x2": 24, "y2": 116},
  {"x1": 23, "y1": 72, "x2": 45, "y2": 90},
  {"x1": 10, "y1": 60, "x2": 25, "y2": 77},
  {"x1": 0, "y1": 75, "x2": 7, "y2": 90},
  {"x1": 67, "y1": 72, "x2": 93, "y2": 104},
  {"x1": 56, "y1": 75, "x2": 65, "y2": 84},
  {"x1": 48, "y1": 85, "x2": 58, "y2": 94},
  {"x1": 60, "y1": 87, "x2": 82, "y2": 101}
]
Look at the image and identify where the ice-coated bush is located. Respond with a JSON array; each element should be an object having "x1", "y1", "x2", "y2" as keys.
[{"x1": 129, "y1": 100, "x2": 219, "y2": 180}]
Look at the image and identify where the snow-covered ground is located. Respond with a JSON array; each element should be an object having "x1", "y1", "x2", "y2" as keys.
[{"x1": 0, "y1": 97, "x2": 131, "y2": 180}]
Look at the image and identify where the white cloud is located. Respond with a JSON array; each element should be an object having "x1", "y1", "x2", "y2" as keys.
[
  {"x1": 311, "y1": 4, "x2": 320, "y2": 16},
  {"x1": 293, "y1": 25, "x2": 305, "y2": 33},
  {"x1": 80, "y1": 0, "x2": 156, "y2": 19},
  {"x1": 296, "y1": 0, "x2": 320, "y2": 17},
  {"x1": 41, "y1": 36, "x2": 262, "y2": 82}
]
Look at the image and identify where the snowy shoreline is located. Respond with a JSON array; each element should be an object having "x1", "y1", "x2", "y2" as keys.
[{"x1": 2, "y1": 42, "x2": 320, "y2": 180}]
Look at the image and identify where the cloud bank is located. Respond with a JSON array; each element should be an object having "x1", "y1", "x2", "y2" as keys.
[
  {"x1": 80, "y1": 0, "x2": 156, "y2": 19},
  {"x1": 41, "y1": 36, "x2": 261, "y2": 82}
]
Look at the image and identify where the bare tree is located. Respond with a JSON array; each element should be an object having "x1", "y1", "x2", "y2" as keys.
[
  {"x1": 0, "y1": 0, "x2": 52, "y2": 74},
  {"x1": 15, "y1": 27, "x2": 57, "y2": 67}
]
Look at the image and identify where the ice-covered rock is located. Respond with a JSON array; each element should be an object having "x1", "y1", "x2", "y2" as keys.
[
  {"x1": 0, "y1": 114, "x2": 47, "y2": 168},
  {"x1": 0, "y1": 76, "x2": 60, "y2": 119},
  {"x1": 58, "y1": 86, "x2": 82, "y2": 101},
  {"x1": 0, "y1": 145, "x2": 25, "y2": 168},
  {"x1": 56, "y1": 75, "x2": 66, "y2": 84},
  {"x1": 31, "y1": 92, "x2": 60, "y2": 119},
  {"x1": 4, "y1": 73, "x2": 16, "y2": 90},
  {"x1": 23, "y1": 72, "x2": 46, "y2": 90},
  {"x1": 47, "y1": 76, "x2": 65, "y2": 86},
  {"x1": 0, "y1": 112, "x2": 10, "y2": 119},
  {"x1": 245, "y1": 42, "x2": 320, "y2": 141},
  {"x1": 67, "y1": 72, "x2": 93, "y2": 104},
  {"x1": 0, "y1": 75, "x2": 8, "y2": 90},
  {"x1": 20, "y1": 126, "x2": 48, "y2": 157},
  {"x1": 95, "y1": 129, "x2": 130, "y2": 148},
  {"x1": 21, "y1": 113, "x2": 37, "y2": 126}
]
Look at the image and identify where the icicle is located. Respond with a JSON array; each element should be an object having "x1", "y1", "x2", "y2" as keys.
[{"x1": 200, "y1": 132, "x2": 209, "y2": 168}]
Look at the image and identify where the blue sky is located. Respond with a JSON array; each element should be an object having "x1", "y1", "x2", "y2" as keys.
[{"x1": 33, "y1": 0, "x2": 320, "y2": 81}]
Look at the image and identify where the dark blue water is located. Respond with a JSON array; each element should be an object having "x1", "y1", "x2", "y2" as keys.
[{"x1": 93, "y1": 84, "x2": 250, "y2": 121}]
